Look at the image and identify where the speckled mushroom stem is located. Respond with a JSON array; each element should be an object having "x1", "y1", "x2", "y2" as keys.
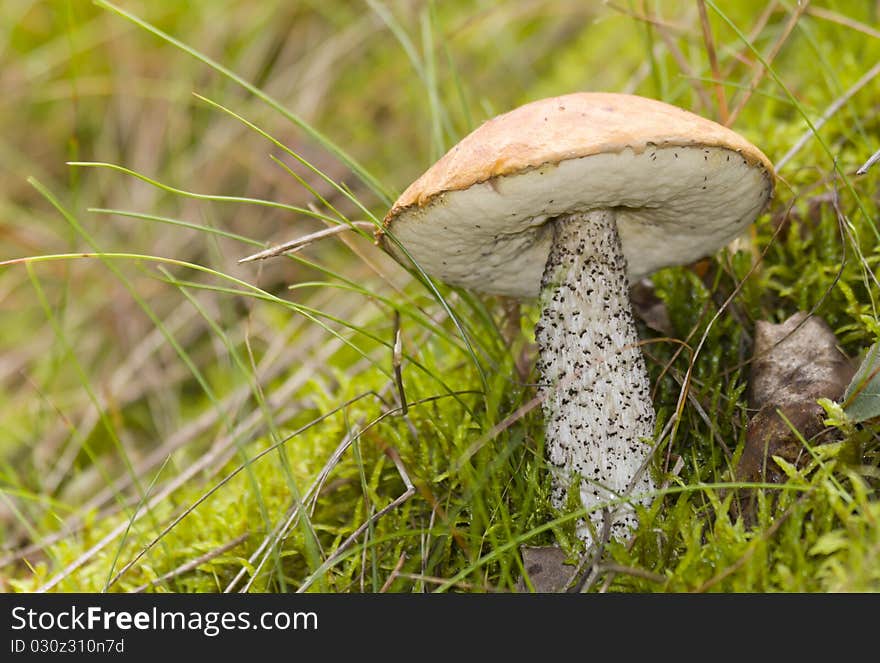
[{"x1": 535, "y1": 210, "x2": 656, "y2": 544}]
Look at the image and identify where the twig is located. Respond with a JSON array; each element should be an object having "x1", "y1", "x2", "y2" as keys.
[
  {"x1": 806, "y1": 5, "x2": 880, "y2": 40},
  {"x1": 395, "y1": 572, "x2": 499, "y2": 592},
  {"x1": 605, "y1": 1, "x2": 687, "y2": 33},
  {"x1": 570, "y1": 512, "x2": 611, "y2": 593},
  {"x1": 776, "y1": 60, "x2": 880, "y2": 171},
  {"x1": 687, "y1": 382, "x2": 734, "y2": 461},
  {"x1": 654, "y1": 25, "x2": 713, "y2": 114},
  {"x1": 379, "y1": 552, "x2": 407, "y2": 593},
  {"x1": 233, "y1": 373, "x2": 406, "y2": 592},
  {"x1": 598, "y1": 456, "x2": 683, "y2": 593},
  {"x1": 90, "y1": 395, "x2": 374, "y2": 593},
  {"x1": 445, "y1": 392, "x2": 543, "y2": 478},
  {"x1": 228, "y1": 335, "x2": 453, "y2": 592},
  {"x1": 721, "y1": 1, "x2": 778, "y2": 78},
  {"x1": 237, "y1": 221, "x2": 374, "y2": 263},
  {"x1": 697, "y1": 0, "x2": 729, "y2": 123},
  {"x1": 829, "y1": 181, "x2": 880, "y2": 290},
  {"x1": 597, "y1": 562, "x2": 666, "y2": 585},
  {"x1": 296, "y1": 444, "x2": 416, "y2": 592},
  {"x1": 574, "y1": 406, "x2": 680, "y2": 593},
  {"x1": 132, "y1": 533, "x2": 248, "y2": 593},
  {"x1": 360, "y1": 505, "x2": 373, "y2": 593},
  {"x1": 856, "y1": 147, "x2": 880, "y2": 176},
  {"x1": 726, "y1": 1, "x2": 810, "y2": 126},
  {"x1": 233, "y1": 422, "x2": 364, "y2": 593}
]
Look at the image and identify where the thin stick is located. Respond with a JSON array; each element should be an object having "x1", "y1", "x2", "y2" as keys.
[
  {"x1": 857, "y1": 147, "x2": 880, "y2": 176},
  {"x1": 776, "y1": 60, "x2": 880, "y2": 171},
  {"x1": 232, "y1": 388, "x2": 457, "y2": 593},
  {"x1": 379, "y1": 552, "x2": 407, "y2": 593},
  {"x1": 233, "y1": 423, "x2": 364, "y2": 593},
  {"x1": 606, "y1": 1, "x2": 686, "y2": 33},
  {"x1": 806, "y1": 5, "x2": 880, "y2": 40},
  {"x1": 84, "y1": 395, "x2": 373, "y2": 593},
  {"x1": 721, "y1": 1, "x2": 778, "y2": 78},
  {"x1": 296, "y1": 445, "x2": 415, "y2": 592},
  {"x1": 597, "y1": 562, "x2": 666, "y2": 585},
  {"x1": 697, "y1": 0, "x2": 729, "y2": 123},
  {"x1": 726, "y1": 1, "x2": 809, "y2": 126},
  {"x1": 598, "y1": 456, "x2": 683, "y2": 593},
  {"x1": 395, "y1": 572, "x2": 498, "y2": 592},
  {"x1": 228, "y1": 369, "x2": 400, "y2": 594},
  {"x1": 132, "y1": 533, "x2": 249, "y2": 593},
  {"x1": 238, "y1": 221, "x2": 374, "y2": 263},
  {"x1": 569, "y1": 515, "x2": 611, "y2": 593},
  {"x1": 654, "y1": 23, "x2": 713, "y2": 114}
]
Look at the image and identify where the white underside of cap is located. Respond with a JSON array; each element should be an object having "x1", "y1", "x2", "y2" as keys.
[{"x1": 386, "y1": 146, "x2": 771, "y2": 298}]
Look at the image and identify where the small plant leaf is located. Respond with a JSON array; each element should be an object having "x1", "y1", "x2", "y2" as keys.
[
  {"x1": 842, "y1": 342, "x2": 880, "y2": 423},
  {"x1": 771, "y1": 455, "x2": 802, "y2": 481},
  {"x1": 809, "y1": 531, "x2": 850, "y2": 557}
]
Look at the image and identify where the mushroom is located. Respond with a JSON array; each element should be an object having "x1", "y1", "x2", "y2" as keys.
[{"x1": 380, "y1": 92, "x2": 774, "y2": 544}]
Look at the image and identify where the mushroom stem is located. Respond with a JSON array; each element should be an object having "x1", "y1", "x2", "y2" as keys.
[{"x1": 535, "y1": 210, "x2": 656, "y2": 544}]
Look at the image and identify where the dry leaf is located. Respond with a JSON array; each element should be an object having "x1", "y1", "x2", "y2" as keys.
[
  {"x1": 736, "y1": 312, "x2": 854, "y2": 483},
  {"x1": 629, "y1": 278, "x2": 673, "y2": 336},
  {"x1": 515, "y1": 546, "x2": 576, "y2": 593},
  {"x1": 842, "y1": 342, "x2": 880, "y2": 423}
]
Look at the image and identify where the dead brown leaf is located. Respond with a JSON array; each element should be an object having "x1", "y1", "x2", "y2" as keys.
[
  {"x1": 515, "y1": 546, "x2": 576, "y2": 593},
  {"x1": 630, "y1": 278, "x2": 673, "y2": 336},
  {"x1": 736, "y1": 312, "x2": 854, "y2": 484}
]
